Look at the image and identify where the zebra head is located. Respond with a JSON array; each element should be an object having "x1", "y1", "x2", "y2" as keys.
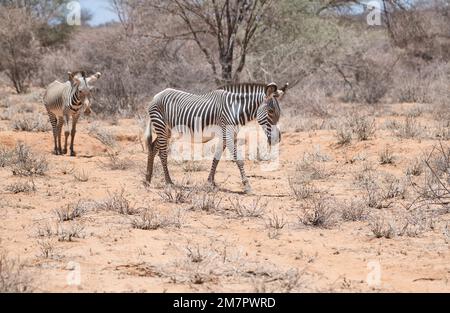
[
  {"x1": 68, "y1": 71, "x2": 102, "y2": 115},
  {"x1": 257, "y1": 82, "x2": 288, "y2": 146}
]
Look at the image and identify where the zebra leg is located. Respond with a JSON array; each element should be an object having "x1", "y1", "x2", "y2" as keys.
[
  {"x1": 48, "y1": 112, "x2": 59, "y2": 155},
  {"x1": 226, "y1": 128, "x2": 252, "y2": 193},
  {"x1": 157, "y1": 137, "x2": 174, "y2": 185},
  {"x1": 63, "y1": 115, "x2": 70, "y2": 155},
  {"x1": 207, "y1": 138, "x2": 226, "y2": 186},
  {"x1": 69, "y1": 115, "x2": 79, "y2": 157},
  {"x1": 145, "y1": 139, "x2": 159, "y2": 183},
  {"x1": 56, "y1": 117, "x2": 64, "y2": 155}
]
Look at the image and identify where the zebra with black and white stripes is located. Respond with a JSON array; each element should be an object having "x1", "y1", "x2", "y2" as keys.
[
  {"x1": 145, "y1": 82, "x2": 287, "y2": 193},
  {"x1": 43, "y1": 71, "x2": 101, "y2": 156}
]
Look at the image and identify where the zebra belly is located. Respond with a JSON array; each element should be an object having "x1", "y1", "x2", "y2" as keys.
[{"x1": 171, "y1": 124, "x2": 222, "y2": 144}]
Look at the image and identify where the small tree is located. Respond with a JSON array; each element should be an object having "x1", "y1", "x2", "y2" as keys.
[
  {"x1": 0, "y1": 7, "x2": 41, "y2": 93},
  {"x1": 114, "y1": 0, "x2": 274, "y2": 85}
]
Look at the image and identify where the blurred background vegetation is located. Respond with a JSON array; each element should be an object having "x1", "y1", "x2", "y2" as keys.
[{"x1": 0, "y1": 0, "x2": 448, "y2": 116}]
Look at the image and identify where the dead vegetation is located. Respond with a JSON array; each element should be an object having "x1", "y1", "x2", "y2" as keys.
[
  {"x1": 98, "y1": 189, "x2": 138, "y2": 215},
  {"x1": 11, "y1": 113, "x2": 50, "y2": 132},
  {"x1": 0, "y1": 252, "x2": 33, "y2": 292},
  {"x1": 131, "y1": 208, "x2": 184, "y2": 230},
  {"x1": 5, "y1": 179, "x2": 36, "y2": 194},
  {"x1": 2, "y1": 142, "x2": 48, "y2": 176},
  {"x1": 298, "y1": 195, "x2": 338, "y2": 228},
  {"x1": 99, "y1": 151, "x2": 134, "y2": 170},
  {"x1": 159, "y1": 184, "x2": 193, "y2": 204},
  {"x1": 54, "y1": 201, "x2": 90, "y2": 222},
  {"x1": 231, "y1": 197, "x2": 267, "y2": 218}
]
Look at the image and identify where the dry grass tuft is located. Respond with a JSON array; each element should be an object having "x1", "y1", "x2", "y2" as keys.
[
  {"x1": 54, "y1": 201, "x2": 89, "y2": 222},
  {"x1": 5, "y1": 179, "x2": 36, "y2": 194},
  {"x1": 159, "y1": 184, "x2": 193, "y2": 204},
  {"x1": 11, "y1": 113, "x2": 50, "y2": 132},
  {"x1": 131, "y1": 208, "x2": 184, "y2": 230},
  {"x1": 379, "y1": 145, "x2": 395, "y2": 165},
  {"x1": 0, "y1": 252, "x2": 33, "y2": 292},
  {"x1": 99, "y1": 189, "x2": 138, "y2": 215},
  {"x1": 231, "y1": 197, "x2": 267, "y2": 218},
  {"x1": 8, "y1": 142, "x2": 48, "y2": 176},
  {"x1": 299, "y1": 195, "x2": 338, "y2": 228}
]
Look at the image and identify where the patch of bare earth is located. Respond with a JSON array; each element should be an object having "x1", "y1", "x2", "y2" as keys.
[{"x1": 0, "y1": 88, "x2": 449, "y2": 292}]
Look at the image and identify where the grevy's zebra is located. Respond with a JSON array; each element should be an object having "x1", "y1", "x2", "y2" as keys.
[
  {"x1": 44, "y1": 71, "x2": 101, "y2": 156},
  {"x1": 145, "y1": 82, "x2": 288, "y2": 193}
]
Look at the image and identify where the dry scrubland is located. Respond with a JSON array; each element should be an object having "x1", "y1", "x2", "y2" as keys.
[{"x1": 0, "y1": 85, "x2": 449, "y2": 292}]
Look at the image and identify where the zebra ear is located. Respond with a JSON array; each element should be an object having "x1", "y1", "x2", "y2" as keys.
[
  {"x1": 265, "y1": 83, "x2": 277, "y2": 97},
  {"x1": 68, "y1": 72, "x2": 74, "y2": 81}
]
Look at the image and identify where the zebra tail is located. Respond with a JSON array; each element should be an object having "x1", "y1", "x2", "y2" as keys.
[{"x1": 144, "y1": 118, "x2": 153, "y2": 151}]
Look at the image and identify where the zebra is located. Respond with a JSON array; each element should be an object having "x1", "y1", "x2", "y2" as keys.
[
  {"x1": 43, "y1": 71, "x2": 102, "y2": 156},
  {"x1": 145, "y1": 82, "x2": 288, "y2": 193}
]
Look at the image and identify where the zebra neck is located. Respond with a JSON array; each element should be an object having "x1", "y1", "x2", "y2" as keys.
[
  {"x1": 69, "y1": 88, "x2": 83, "y2": 112},
  {"x1": 233, "y1": 92, "x2": 265, "y2": 124}
]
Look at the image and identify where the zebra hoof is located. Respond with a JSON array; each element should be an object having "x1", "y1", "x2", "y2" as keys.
[
  {"x1": 62, "y1": 149, "x2": 67, "y2": 155},
  {"x1": 244, "y1": 185, "x2": 253, "y2": 195},
  {"x1": 70, "y1": 151, "x2": 76, "y2": 157}
]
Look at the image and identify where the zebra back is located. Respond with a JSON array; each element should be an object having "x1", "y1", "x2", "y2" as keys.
[{"x1": 44, "y1": 80, "x2": 72, "y2": 110}]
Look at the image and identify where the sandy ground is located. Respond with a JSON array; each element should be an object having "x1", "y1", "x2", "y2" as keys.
[{"x1": 0, "y1": 87, "x2": 449, "y2": 292}]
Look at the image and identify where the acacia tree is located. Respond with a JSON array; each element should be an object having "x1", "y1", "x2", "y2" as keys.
[
  {"x1": 0, "y1": 7, "x2": 41, "y2": 93},
  {"x1": 115, "y1": 0, "x2": 274, "y2": 85}
]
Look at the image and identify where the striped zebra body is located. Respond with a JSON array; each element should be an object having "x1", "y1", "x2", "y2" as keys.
[
  {"x1": 145, "y1": 82, "x2": 287, "y2": 193},
  {"x1": 43, "y1": 71, "x2": 101, "y2": 156}
]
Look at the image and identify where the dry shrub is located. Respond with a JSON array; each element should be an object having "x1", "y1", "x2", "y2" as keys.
[
  {"x1": 231, "y1": 197, "x2": 267, "y2": 218},
  {"x1": 56, "y1": 223, "x2": 85, "y2": 242},
  {"x1": 295, "y1": 158, "x2": 331, "y2": 181},
  {"x1": 73, "y1": 168, "x2": 89, "y2": 182},
  {"x1": 9, "y1": 142, "x2": 48, "y2": 176},
  {"x1": 265, "y1": 211, "x2": 287, "y2": 239},
  {"x1": 5, "y1": 179, "x2": 36, "y2": 194},
  {"x1": 99, "y1": 189, "x2": 138, "y2": 215},
  {"x1": 288, "y1": 176, "x2": 316, "y2": 200},
  {"x1": 99, "y1": 151, "x2": 134, "y2": 170},
  {"x1": 378, "y1": 145, "x2": 395, "y2": 165},
  {"x1": 192, "y1": 192, "x2": 222, "y2": 212},
  {"x1": 339, "y1": 57, "x2": 392, "y2": 104},
  {"x1": 335, "y1": 120, "x2": 352, "y2": 145},
  {"x1": 0, "y1": 252, "x2": 33, "y2": 292},
  {"x1": 412, "y1": 143, "x2": 449, "y2": 209},
  {"x1": 35, "y1": 222, "x2": 85, "y2": 242},
  {"x1": 54, "y1": 201, "x2": 89, "y2": 222},
  {"x1": 131, "y1": 208, "x2": 184, "y2": 230},
  {"x1": 354, "y1": 165, "x2": 406, "y2": 209},
  {"x1": 393, "y1": 115, "x2": 423, "y2": 139},
  {"x1": 341, "y1": 199, "x2": 368, "y2": 222},
  {"x1": 0, "y1": 145, "x2": 13, "y2": 167},
  {"x1": 369, "y1": 216, "x2": 396, "y2": 239},
  {"x1": 398, "y1": 209, "x2": 437, "y2": 237},
  {"x1": 182, "y1": 161, "x2": 206, "y2": 172},
  {"x1": 348, "y1": 114, "x2": 376, "y2": 141},
  {"x1": 87, "y1": 123, "x2": 116, "y2": 147},
  {"x1": 159, "y1": 184, "x2": 193, "y2": 204},
  {"x1": 37, "y1": 240, "x2": 55, "y2": 259},
  {"x1": 405, "y1": 157, "x2": 423, "y2": 176},
  {"x1": 11, "y1": 113, "x2": 50, "y2": 132},
  {"x1": 299, "y1": 195, "x2": 338, "y2": 228}
]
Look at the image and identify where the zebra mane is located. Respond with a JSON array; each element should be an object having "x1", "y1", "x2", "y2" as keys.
[{"x1": 217, "y1": 82, "x2": 266, "y2": 94}]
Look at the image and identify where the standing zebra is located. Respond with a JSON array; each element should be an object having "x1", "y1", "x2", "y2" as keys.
[
  {"x1": 44, "y1": 71, "x2": 102, "y2": 156},
  {"x1": 145, "y1": 82, "x2": 288, "y2": 193}
]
